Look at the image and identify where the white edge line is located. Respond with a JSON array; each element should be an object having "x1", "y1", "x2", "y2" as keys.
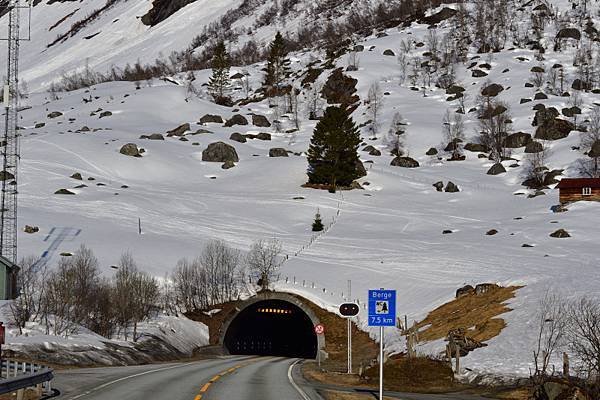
[
  {"x1": 288, "y1": 359, "x2": 312, "y2": 400},
  {"x1": 66, "y1": 362, "x2": 196, "y2": 400}
]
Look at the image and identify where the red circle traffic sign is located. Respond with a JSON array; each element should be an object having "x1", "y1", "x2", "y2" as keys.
[{"x1": 314, "y1": 324, "x2": 325, "y2": 335}]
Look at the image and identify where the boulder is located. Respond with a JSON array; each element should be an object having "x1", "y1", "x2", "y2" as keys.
[
  {"x1": 472, "y1": 69, "x2": 488, "y2": 78},
  {"x1": 481, "y1": 83, "x2": 504, "y2": 97},
  {"x1": 269, "y1": 148, "x2": 289, "y2": 157},
  {"x1": 140, "y1": 133, "x2": 165, "y2": 140},
  {"x1": 535, "y1": 119, "x2": 574, "y2": 140},
  {"x1": 0, "y1": 171, "x2": 15, "y2": 181},
  {"x1": 383, "y1": 49, "x2": 395, "y2": 56},
  {"x1": 421, "y1": 7, "x2": 457, "y2": 24},
  {"x1": 202, "y1": 142, "x2": 239, "y2": 162},
  {"x1": 433, "y1": 181, "x2": 444, "y2": 192},
  {"x1": 369, "y1": 148, "x2": 382, "y2": 156},
  {"x1": 70, "y1": 173, "x2": 83, "y2": 180},
  {"x1": 504, "y1": 132, "x2": 532, "y2": 148},
  {"x1": 533, "y1": 107, "x2": 559, "y2": 126},
  {"x1": 426, "y1": 147, "x2": 439, "y2": 156},
  {"x1": 355, "y1": 160, "x2": 367, "y2": 178},
  {"x1": 120, "y1": 143, "x2": 141, "y2": 157},
  {"x1": 255, "y1": 132, "x2": 272, "y2": 141},
  {"x1": 99, "y1": 111, "x2": 113, "y2": 118},
  {"x1": 55, "y1": 188, "x2": 75, "y2": 195},
  {"x1": 487, "y1": 163, "x2": 506, "y2": 175},
  {"x1": 391, "y1": 156, "x2": 419, "y2": 168},
  {"x1": 445, "y1": 181, "x2": 460, "y2": 193},
  {"x1": 362, "y1": 145, "x2": 376, "y2": 153},
  {"x1": 464, "y1": 143, "x2": 488, "y2": 152},
  {"x1": 562, "y1": 106, "x2": 582, "y2": 118},
  {"x1": 166, "y1": 123, "x2": 190, "y2": 137},
  {"x1": 525, "y1": 140, "x2": 544, "y2": 153},
  {"x1": 486, "y1": 229, "x2": 498, "y2": 236},
  {"x1": 224, "y1": 114, "x2": 249, "y2": 127},
  {"x1": 47, "y1": 111, "x2": 63, "y2": 119},
  {"x1": 556, "y1": 28, "x2": 581, "y2": 40},
  {"x1": 589, "y1": 140, "x2": 600, "y2": 158},
  {"x1": 456, "y1": 285, "x2": 474, "y2": 298},
  {"x1": 321, "y1": 68, "x2": 359, "y2": 108},
  {"x1": 572, "y1": 79, "x2": 591, "y2": 91},
  {"x1": 534, "y1": 92, "x2": 548, "y2": 100},
  {"x1": 24, "y1": 225, "x2": 39, "y2": 234},
  {"x1": 252, "y1": 114, "x2": 271, "y2": 127},
  {"x1": 199, "y1": 114, "x2": 224, "y2": 124},
  {"x1": 79, "y1": 126, "x2": 91, "y2": 132},
  {"x1": 446, "y1": 85, "x2": 465, "y2": 95},
  {"x1": 221, "y1": 160, "x2": 236, "y2": 170},
  {"x1": 230, "y1": 132, "x2": 247, "y2": 143},
  {"x1": 550, "y1": 229, "x2": 571, "y2": 238}
]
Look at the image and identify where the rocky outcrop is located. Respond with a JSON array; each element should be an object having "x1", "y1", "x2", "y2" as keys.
[
  {"x1": 202, "y1": 142, "x2": 239, "y2": 163},
  {"x1": 321, "y1": 68, "x2": 359, "y2": 109}
]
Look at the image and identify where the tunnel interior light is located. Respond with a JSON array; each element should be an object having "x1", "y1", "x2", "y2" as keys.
[{"x1": 257, "y1": 308, "x2": 292, "y2": 314}]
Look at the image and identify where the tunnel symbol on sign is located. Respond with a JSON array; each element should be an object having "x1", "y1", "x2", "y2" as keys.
[{"x1": 375, "y1": 301, "x2": 389, "y2": 314}]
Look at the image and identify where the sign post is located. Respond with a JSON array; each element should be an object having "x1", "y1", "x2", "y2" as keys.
[
  {"x1": 314, "y1": 324, "x2": 325, "y2": 367},
  {"x1": 368, "y1": 289, "x2": 396, "y2": 400}
]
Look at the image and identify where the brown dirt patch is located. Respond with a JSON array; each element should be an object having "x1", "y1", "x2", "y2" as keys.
[
  {"x1": 320, "y1": 390, "x2": 396, "y2": 400},
  {"x1": 414, "y1": 286, "x2": 523, "y2": 344},
  {"x1": 0, "y1": 389, "x2": 40, "y2": 400}
]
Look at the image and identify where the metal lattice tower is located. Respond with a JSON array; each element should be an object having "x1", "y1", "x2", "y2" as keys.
[{"x1": 1, "y1": 0, "x2": 24, "y2": 264}]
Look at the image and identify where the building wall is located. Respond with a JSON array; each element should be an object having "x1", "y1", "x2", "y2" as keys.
[
  {"x1": 560, "y1": 188, "x2": 600, "y2": 204},
  {"x1": 0, "y1": 268, "x2": 6, "y2": 300}
]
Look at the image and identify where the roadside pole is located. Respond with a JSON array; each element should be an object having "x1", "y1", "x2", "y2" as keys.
[
  {"x1": 379, "y1": 326, "x2": 384, "y2": 400},
  {"x1": 347, "y1": 279, "x2": 352, "y2": 374}
]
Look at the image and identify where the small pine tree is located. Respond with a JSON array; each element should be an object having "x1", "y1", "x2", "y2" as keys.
[
  {"x1": 307, "y1": 106, "x2": 362, "y2": 190},
  {"x1": 312, "y1": 209, "x2": 324, "y2": 232},
  {"x1": 208, "y1": 41, "x2": 231, "y2": 105},
  {"x1": 263, "y1": 32, "x2": 291, "y2": 96}
]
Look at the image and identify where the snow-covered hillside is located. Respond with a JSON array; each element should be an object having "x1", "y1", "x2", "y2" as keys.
[{"x1": 2, "y1": 0, "x2": 600, "y2": 378}]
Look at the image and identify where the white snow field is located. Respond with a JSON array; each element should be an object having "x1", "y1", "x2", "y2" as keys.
[{"x1": 0, "y1": 0, "x2": 598, "y2": 377}]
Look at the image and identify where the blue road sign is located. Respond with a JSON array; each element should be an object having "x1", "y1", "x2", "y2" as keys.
[{"x1": 368, "y1": 289, "x2": 396, "y2": 327}]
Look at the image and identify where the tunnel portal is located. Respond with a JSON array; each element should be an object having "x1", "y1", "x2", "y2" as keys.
[{"x1": 223, "y1": 299, "x2": 318, "y2": 359}]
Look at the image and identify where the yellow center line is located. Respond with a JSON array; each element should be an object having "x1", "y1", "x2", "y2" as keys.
[{"x1": 193, "y1": 357, "x2": 265, "y2": 399}]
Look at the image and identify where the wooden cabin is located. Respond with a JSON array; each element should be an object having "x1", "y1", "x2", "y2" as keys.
[{"x1": 556, "y1": 178, "x2": 600, "y2": 204}]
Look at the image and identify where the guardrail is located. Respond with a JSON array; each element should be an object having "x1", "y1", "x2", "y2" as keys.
[{"x1": 0, "y1": 359, "x2": 54, "y2": 398}]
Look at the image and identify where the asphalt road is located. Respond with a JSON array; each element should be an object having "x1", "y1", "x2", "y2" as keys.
[
  {"x1": 52, "y1": 357, "x2": 490, "y2": 400},
  {"x1": 52, "y1": 356, "x2": 314, "y2": 400}
]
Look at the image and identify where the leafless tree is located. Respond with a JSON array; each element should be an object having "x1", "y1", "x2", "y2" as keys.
[
  {"x1": 347, "y1": 52, "x2": 360, "y2": 71},
  {"x1": 580, "y1": 107, "x2": 600, "y2": 178},
  {"x1": 523, "y1": 140, "x2": 551, "y2": 188},
  {"x1": 385, "y1": 112, "x2": 406, "y2": 156},
  {"x1": 288, "y1": 87, "x2": 301, "y2": 130},
  {"x1": 10, "y1": 257, "x2": 44, "y2": 335},
  {"x1": 200, "y1": 240, "x2": 241, "y2": 305},
  {"x1": 247, "y1": 238, "x2": 282, "y2": 291},
  {"x1": 306, "y1": 82, "x2": 324, "y2": 120},
  {"x1": 367, "y1": 82, "x2": 383, "y2": 139},
  {"x1": 478, "y1": 98, "x2": 512, "y2": 162},
  {"x1": 533, "y1": 292, "x2": 567, "y2": 377},
  {"x1": 566, "y1": 297, "x2": 600, "y2": 391},
  {"x1": 442, "y1": 111, "x2": 465, "y2": 159}
]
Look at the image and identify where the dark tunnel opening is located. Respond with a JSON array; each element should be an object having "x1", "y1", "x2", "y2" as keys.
[{"x1": 223, "y1": 299, "x2": 318, "y2": 359}]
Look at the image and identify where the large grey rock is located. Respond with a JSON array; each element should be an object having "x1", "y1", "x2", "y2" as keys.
[
  {"x1": 391, "y1": 156, "x2": 419, "y2": 168},
  {"x1": 464, "y1": 143, "x2": 488, "y2": 152},
  {"x1": 230, "y1": 132, "x2": 247, "y2": 143},
  {"x1": 70, "y1": 172, "x2": 83, "y2": 180},
  {"x1": 525, "y1": 141, "x2": 544, "y2": 153},
  {"x1": 550, "y1": 229, "x2": 571, "y2": 238},
  {"x1": 252, "y1": 114, "x2": 271, "y2": 127},
  {"x1": 166, "y1": 123, "x2": 190, "y2": 137},
  {"x1": 481, "y1": 83, "x2": 504, "y2": 97},
  {"x1": 199, "y1": 114, "x2": 223, "y2": 124},
  {"x1": 535, "y1": 119, "x2": 574, "y2": 140},
  {"x1": 99, "y1": 111, "x2": 113, "y2": 118},
  {"x1": 120, "y1": 143, "x2": 141, "y2": 157},
  {"x1": 55, "y1": 188, "x2": 76, "y2": 195},
  {"x1": 355, "y1": 160, "x2": 367, "y2": 178},
  {"x1": 47, "y1": 111, "x2": 63, "y2": 119},
  {"x1": 221, "y1": 160, "x2": 236, "y2": 170},
  {"x1": 202, "y1": 142, "x2": 239, "y2": 162},
  {"x1": 504, "y1": 132, "x2": 532, "y2": 148},
  {"x1": 269, "y1": 148, "x2": 289, "y2": 157},
  {"x1": 426, "y1": 147, "x2": 439, "y2": 156},
  {"x1": 589, "y1": 140, "x2": 600, "y2": 158},
  {"x1": 487, "y1": 163, "x2": 507, "y2": 175},
  {"x1": 224, "y1": 114, "x2": 249, "y2": 127},
  {"x1": 140, "y1": 134, "x2": 165, "y2": 140},
  {"x1": 433, "y1": 181, "x2": 444, "y2": 192},
  {"x1": 445, "y1": 181, "x2": 460, "y2": 193}
]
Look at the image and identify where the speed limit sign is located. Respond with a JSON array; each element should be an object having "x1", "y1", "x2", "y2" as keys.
[{"x1": 314, "y1": 324, "x2": 325, "y2": 335}]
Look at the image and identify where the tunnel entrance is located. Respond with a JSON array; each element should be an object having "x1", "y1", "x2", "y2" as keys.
[{"x1": 223, "y1": 299, "x2": 318, "y2": 359}]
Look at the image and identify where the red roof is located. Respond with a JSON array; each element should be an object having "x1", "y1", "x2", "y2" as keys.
[{"x1": 556, "y1": 178, "x2": 600, "y2": 189}]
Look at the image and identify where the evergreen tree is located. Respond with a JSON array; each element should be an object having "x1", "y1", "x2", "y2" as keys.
[
  {"x1": 312, "y1": 209, "x2": 324, "y2": 232},
  {"x1": 208, "y1": 41, "x2": 231, "y2": 105},
  {"x1": 307, "y1": 106, "x2": 362, "y2": 190},
  {"x1": 263, "y1": 32, "x2": 291, "y2": 96}
]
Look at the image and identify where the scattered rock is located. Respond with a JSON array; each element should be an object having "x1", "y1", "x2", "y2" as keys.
[
  {"x1": 99, "y1": 111, "x2": 113, "y2": 118},
  {"x1": 230, "y1": 132, "x2": 247, "y2": 143},
  {"x1": 120, "y1": 143, "x2": 142, "y2": 157},
  {"x1": 504, "y1": 132, "x2": 532, "y2": 148},
  {"x1": 70, "y1": 173, "x2": 83, "y2": 180},
  {"x1": 255, "y1": 132, "x2": 272, "y2": 141},
  {"x1": 224, "y1": 114, "x2": 249, "y2": 127},
  {"x1": 426, "y1": 147, "x2": 438, "y2": 156},
  {"x1": 433, "y1": 181, "x2": 444, "y2": 192},
  {"x1": 47, "y1": 111, "x2": 63, "y2": 119},
  {"x1": 199, "y1": 114, "x2": 224, "y2": 124},
  {"x1": 445, "y1": 181, "x2": 460, "y2": 193},
  {"x1": 486, "y1": 229, "x2": 498, "y2": 236},
  {"x1": 202, "y1": 142, "x2": 239, "y2": 162},
  {"x1": 321, "y1": 68, "x2": 359, "y2": 108},
  {"x1": 464, "y1": 143, "x2": 488, "y2": 152},
  {"x1": 355, "y1": 160, "x2": 367, "y2": 178},
  {"x1": 369, "y1": 148, "x2": 381, "y2": 156},
  {"x1": 55, "y1": 188, "x2": 75, "y2": 195},
  {"x1": 481, "y1": 83, "x2": 504, "y2": 97},
  {"x1": 166, "y1": 123, "x2": 190, "y2": 137},
  {"x1": 550, "y1": 229, "x2": 570, "y2": 238},
  {"x1": 442, "y1": 230, "x2": 453, "y2": 234},
  {"x1": 24, "y1": 225, "x2": 39, "y2": 234},
  {"x1": 456, "y1": 285, "x2": 474, "y2": 298},
  {"x1": 383, "y1": 49, "x2": 395, "y2": 56},
  {"x1": 487, "y1": 163, "x2": 507, "y2": 175},
  {"x1": 221, "y1": 160, "x2": 236, "y2": 170},
  {"x1": 35, "y1": 122, "x2": 45, "y2": 128},
  {"x1": 391, "y1": 156, "x2": 419, "y2": 168},
  {"x1": 556, "y1": 27, "x2": 581, "y2": 41},
  {"x1": 525, "y1": 140, "x2": 544, "y2": 153},
  {"x1": 269, "y1": 148, "x2": 289, "y2": 157},
  {"x1": 534, "y1": 92, "x2": 548, "y2": 100},
  {"x1": 522, "y1": 243, "x2": 534, "y2": 248},
  {"x1": 589, "y1": 140, "x2": 600, "y2": 158},
  {"x1": 74, "y1": 184, "x2": 87, "y2": 189},
  {"x1": 535, "y1": 118, "x2": 574, "y2": 140},
  {"x1": 140, "y1": 133, "x2": 165, "y2": 140},
  {"x1": 472, "y1": 69, "x2": 488, "y2": 78},
  {"x1": 252, "y1": 114, "x2": 271, "y2": 127}
]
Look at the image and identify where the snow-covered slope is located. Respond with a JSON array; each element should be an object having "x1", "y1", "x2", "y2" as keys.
[{"x1": 3, "y1": 0, "x2": 600, "y2": 378}]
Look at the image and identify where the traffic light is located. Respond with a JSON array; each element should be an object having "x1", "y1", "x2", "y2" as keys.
[{"x1": 339, "y1": 303, "x2": 359, "y2": 317}]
